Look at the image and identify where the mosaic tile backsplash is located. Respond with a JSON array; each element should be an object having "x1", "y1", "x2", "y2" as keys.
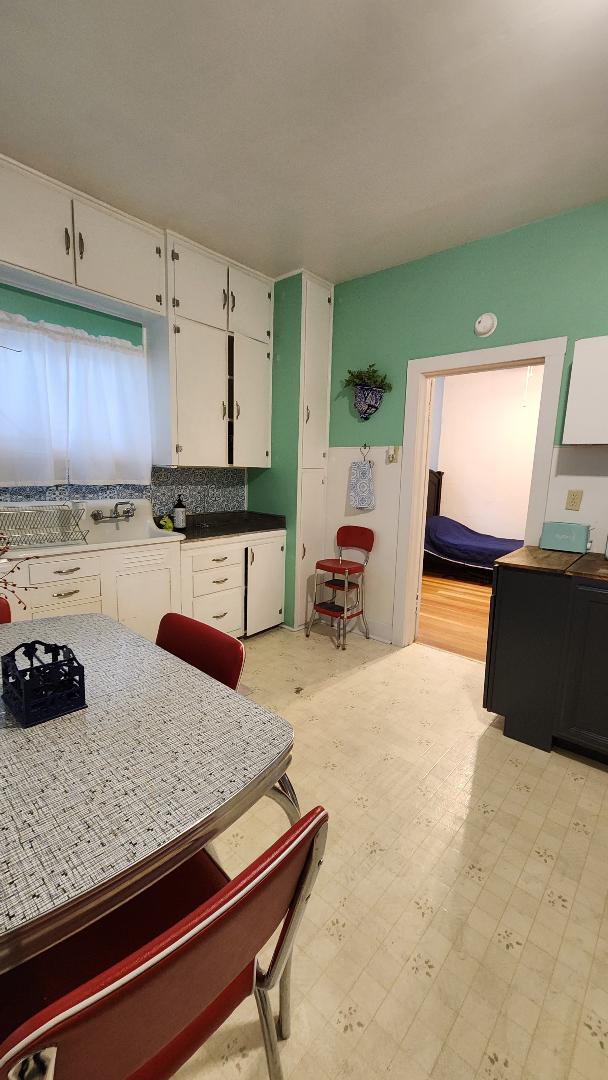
[{"x1": 0, "y1": 466, "x2": 247, "y2": 517}]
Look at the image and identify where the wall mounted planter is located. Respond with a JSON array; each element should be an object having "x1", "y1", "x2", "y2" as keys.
[{"x1": 353, "y1": 384, "x2": 385, "y2": 421}]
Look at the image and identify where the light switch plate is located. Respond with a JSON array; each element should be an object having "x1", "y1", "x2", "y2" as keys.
[{"x1": 565, "y1": 489, "x2": 583, "y2": 511}]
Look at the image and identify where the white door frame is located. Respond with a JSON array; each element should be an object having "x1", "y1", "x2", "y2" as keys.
[{"x1": 393, "y1": 336, "x2": 567, "y2": 647}]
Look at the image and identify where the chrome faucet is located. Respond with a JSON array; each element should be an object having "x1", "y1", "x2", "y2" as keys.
[{"x1": 91, "y1": 502, "x2": 136, "y2": 524}]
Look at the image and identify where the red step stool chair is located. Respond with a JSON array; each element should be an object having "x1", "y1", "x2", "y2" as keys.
[{"x1": 305, "y1": 525, "x2": 374, "y2": 650}]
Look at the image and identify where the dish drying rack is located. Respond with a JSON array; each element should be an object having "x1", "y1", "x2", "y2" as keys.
[{"x1": 0, "y1": 504, "x2": 89, "y2": 548}]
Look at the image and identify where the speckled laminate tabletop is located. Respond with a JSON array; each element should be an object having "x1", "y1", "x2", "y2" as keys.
[{"x1": 0, "y1": 614, "x2": 293, "y2": 938}]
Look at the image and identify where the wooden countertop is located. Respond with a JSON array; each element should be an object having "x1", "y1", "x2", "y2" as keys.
[
  {"x1": 565, "y1": 552, "x2": 608, "y2": 580},
  {"x1": 495, "y1": 545, "x2": 583, "y2": 573}
]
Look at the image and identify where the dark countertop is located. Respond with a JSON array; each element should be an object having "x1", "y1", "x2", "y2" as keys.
[
  {"x1": 174, "y1": 510, "x2": 286, "y2": 543},
  {"x1": 495, "y1": 546, "x2": 583, "y2": 573}
]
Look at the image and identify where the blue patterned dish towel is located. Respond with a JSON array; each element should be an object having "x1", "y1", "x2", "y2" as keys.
[{"x1": 349, "y1": 460, "x2": 375, "y2": 510}]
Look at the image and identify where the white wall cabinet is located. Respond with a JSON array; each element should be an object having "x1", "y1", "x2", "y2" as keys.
[
  {"x1": 228, "y1": 266, "x2": 272, "y2": 344},
  {"x1": 174, "y1": 318, "x2": 228, "y2": 466},
  {"x1": 169, "y1": 235, "x2": 228, "y2": 329},
  {"x1": 233, "y1": 334, "x2": 272, "y2": 467},
  {"x1": 73, "y1": 199, "x2": 165, "y2": 313},
  {"x1": 296, "y1": 468, "x2": 327, "y2": 627},
  {"x1": 0, "y1": 157, "x2": 74, "y2": 283},
  {"x1": 247, "y1": 538, "x2": 285, "y2": 635},
  {"x1": 563, "y1": 336, "x2": 608, "y2": 444},
  {"x1": 301, "y1": 278, "x2": 332, "y2": 468}
]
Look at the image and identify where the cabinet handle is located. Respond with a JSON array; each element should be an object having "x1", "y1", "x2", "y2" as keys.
[
  {"x1": 155, "y1": 293, "x2": 162, "y2": 305},
  {"x1": 302, "y1": 543, "x2": 306, "y2": 559},
  {"x1": 250, "y1": 549, "x2": 255, "y2": 565},
  {"x1": 222, "y1": 401, "x2": 227, "y2": 419},
  {"x1": 212, "y1": 556, "x2": 228, "y2": 562},
  {"x1": 230, "y1": 290, "x2": 236, "y2": 312},
  {"x1": 213, "y1": 577, "x2": 228, "y2": 584},
  {"x1": 78, "y1": 232, "x2": 85, "y2": 260},
  {"x1": 305, "y1": 405, "x2": 310, "y2": 424},
  {"x1": 235, "y1": 401, "x2": 241, "y2": 420},
  {"x1": 222, "y1": 288, "x2": 228, "y2": 310},
  {"x1": 64, "y1": 227, "x2": 71, "y2": 255},
  {"x1": 52, "y1": 589, "x2": 80, "y2": 598},
  {"x1": 213, "y1": 612, "x2": 228, "y2": 620},
  {"x1": 54, "y1": 566, "x2": 80, "y2": 575},
  {"x1": 175, "y1": 443, "x2": 183, "y2": 454}
]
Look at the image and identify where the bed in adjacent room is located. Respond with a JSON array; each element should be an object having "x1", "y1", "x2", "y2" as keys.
[{"x1": 424, "y1": 469, "x2": 523, "y2": 576}]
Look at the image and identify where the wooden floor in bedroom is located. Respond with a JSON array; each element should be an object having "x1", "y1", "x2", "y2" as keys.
[{"x1": 416, "y1": 572, "x2": 492, "y2": 662}]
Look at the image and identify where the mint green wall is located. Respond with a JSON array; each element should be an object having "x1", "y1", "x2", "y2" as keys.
[
  {"x1": 248, "y1": 274, "x2": 302, "y2": 626},
  {"x1": 0, "y1": 283, "x2": 142, "y2": 345},
  {"x1": 330, "y1": 199, "x2": 608, "y2": 447}
]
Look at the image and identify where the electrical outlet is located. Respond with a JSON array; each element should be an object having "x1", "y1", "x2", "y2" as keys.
[{"x1": 565, "y1": 489, "x2": 583, "y2": 512}]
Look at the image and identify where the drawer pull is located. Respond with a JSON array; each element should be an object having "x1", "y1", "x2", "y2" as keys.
[
  {"x1": 52, "y1": 589, "x2": 80, "y2": 598},
  {"x1": 54, "y1": 567, "x2": 81, "y2": 575},
  {"x1": 213, "y1": 612, "x2": 228, "y2": 620},
  {"x1": 212, "y1": 556, "x2": 228, "y2": 563},
  {"x1": 213, "y1": 577, "x2": 228, "y2": 584}
]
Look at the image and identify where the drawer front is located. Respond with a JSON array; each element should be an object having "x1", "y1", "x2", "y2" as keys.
[
  {"x1": 191, "y1": 547, "x2": 243, "y2": 573},
  {"x1": 29, "y1": 576, "x2": 101, "y2": 608},
  {"x1": 29, "y1": 554, "x2": 102, "y2": 585},
  {"x1": 193, "y1": 587, "x2": 243, "y2": 632},
  {"x1": 29, "y1": 597, "x2": 103, "y2": 619},
  {"x1": 192, "y1": 563, "x2": 243, "y2": 598}
]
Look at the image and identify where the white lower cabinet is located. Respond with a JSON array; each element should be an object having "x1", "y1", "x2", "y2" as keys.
[
  {"x1": 246, "y1": 539, "x2": 285, "y2": 636},
  {"x1": 116, "y1": 567, "x2": 172, "y2": 642}
]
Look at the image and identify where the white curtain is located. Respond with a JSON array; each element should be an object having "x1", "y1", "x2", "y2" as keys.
[{"x1": 0, "y1": 311, "x2": 151, "y2": 485}]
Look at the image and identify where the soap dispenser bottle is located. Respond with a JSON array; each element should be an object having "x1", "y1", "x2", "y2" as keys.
[{"x1": 173, "y1": 495, "x2": 187, "y2": 530}]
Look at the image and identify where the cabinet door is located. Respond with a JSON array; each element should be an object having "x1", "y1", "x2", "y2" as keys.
[
  {"x1": 228, "y1": 266, "x2": 272, "y2": 343},
  {"x1": 295, "y1": 469, "x2": 327, "y2": 628},
  {"x1": 563, "y1": 337, "x2": 608, "y2": 444},
  {"x1": 558, "y1": 579, "x2": 608, "y2": 753},
  {"x1": 247, "y1": 539, "x2": 285, "y2": 635},
  {"x1": 170, "y1": 238, "x2": 228, "y2": 329},
  {"x1": 301, "y1": 279, "x2": 332, "y2": 468},
  {"x1": 232, "y1": 334, "x2": 271, "y2": 467},
  {"x1": 0, "y1": 158, "x2": 74, "y2": 282},
  {"x1": 175, "y1": 318, "x2": 227, "y2": 466},
  {"x1": 116, "y1": 567, "x2": 171, "y2": 642},
  {"x1": 73, "y1": 198, "x2": 165, "y2": 311}
]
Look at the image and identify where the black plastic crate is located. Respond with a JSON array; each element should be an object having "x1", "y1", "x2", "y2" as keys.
[{"x1": 1, "y1": 640, "x2": 86, "y2": 727}]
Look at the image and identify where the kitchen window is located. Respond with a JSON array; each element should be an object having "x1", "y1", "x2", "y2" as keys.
[{"x1": 0, "y1": 311, "x2": 152, "y2": 485}]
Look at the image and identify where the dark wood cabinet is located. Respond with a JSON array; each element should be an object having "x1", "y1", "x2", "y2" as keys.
[
  {"x1": 558, "y1": 578, "x2": 608, "y2": 755},
  {"x1": 484, "y1": 547, "x2": 608, "y2": 758}
]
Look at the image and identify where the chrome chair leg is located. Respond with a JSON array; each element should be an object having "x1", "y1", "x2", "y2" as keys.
[
  {"x1": 341, "y1": 569, "x2": 348, "y2": 650},
  {"x1": 305, "y1": 569, "x2": 319, "y2": 638},
  {"x1": 255, "y1": 987, "x2": 285, "y2": 1080},
  {"x1": 278, "y1": 953, "x2": 292, "y2": 1040},
  {"x1": 360, "y1": 574, "x2": 370, "y2": 639}
]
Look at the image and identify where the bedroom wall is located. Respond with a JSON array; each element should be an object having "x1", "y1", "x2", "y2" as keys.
[{"x1": 436, "y1": 366, "x2": 543, "y2": 539}]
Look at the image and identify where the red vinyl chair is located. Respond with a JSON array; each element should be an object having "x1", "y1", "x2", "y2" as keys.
[
  {"x1": 156, "y1": 612, "x2": 245, "y2": 691},
  {"x1": 305, "y1": 525, "x2": 374, "y2": 650},
  {"x1": 0, "y1": 806, "x2": 329, "y2": 1080},
  {"x1": 0, "y1": 598, "x2": 10, "y2": 624}
]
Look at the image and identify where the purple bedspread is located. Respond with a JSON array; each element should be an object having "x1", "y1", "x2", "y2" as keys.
[{"x1": 425, "y1": 515, "x2": 523, "y2": 569}]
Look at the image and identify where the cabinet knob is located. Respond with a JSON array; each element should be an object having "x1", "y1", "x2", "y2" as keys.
[
  {"x1": 222, "y1": 401, "x2": 227, "y2": 420},
  {"x1": 64, "y1": 227, "x2": 71, "y2": 255},
  {"x1": 250, "y1": 549, "x2": 255, "y2": 565},
  {"x1": 78, "y1": 232, "x2": 85, "y2": 260},
  {"x1": 305, "y1": 405, "x2": 310, "y2": 424},
  {"x1": 230, "y1": 290, "x2": 236, "y2": 313},
  {"x1": 302, "y1": 543, "x2": 306, "y2": 559},
  {"x1": 155, "y1": 293, "x2": 162, "y2": 305},
  {"x1": 175, "y1": 443, "x2": 183, "y2": 454},
  {"x1": 222, "y1": 288, "x2": 228, "y2": 310},
  {"x1": 235, "y1": 401, "x2": 241, "y2": 420}
]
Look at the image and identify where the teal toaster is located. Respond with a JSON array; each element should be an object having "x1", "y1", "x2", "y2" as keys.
[{"x1": 540, "y1": 521, "x2": 590, "y2": 553}]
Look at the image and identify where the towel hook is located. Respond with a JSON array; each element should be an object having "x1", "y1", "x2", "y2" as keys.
[{"x1": 360, "y1": 442, "x2": 370, "y2": 462}]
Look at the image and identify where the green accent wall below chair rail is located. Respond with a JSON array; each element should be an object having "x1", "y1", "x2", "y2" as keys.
[
  {"x1": 0, "y1": 283, "x2": 143, "y2": 345},
  {"x1": 330, "y1": 198, "x2": 608, "y2": 447},
  {"x1": 248, "y1": 273, "x2": 302, "y2": 627}
]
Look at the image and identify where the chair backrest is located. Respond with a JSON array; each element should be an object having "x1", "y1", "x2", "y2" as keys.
[
  {"x1": 0, "y1": 597, "x2": 11, "y2": 624},
  {"x1": 156, "y1": 612, "x2": 245, "y2": 690},
  {"x1": 0, "y1": 807, "x2": 329, "y2": 1080},
  {"x1": 337, "y1": 525, "x2": 375, "y2": 558}
]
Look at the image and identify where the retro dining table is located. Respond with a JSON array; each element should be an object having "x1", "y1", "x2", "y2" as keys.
[{"x1": 0, "y1": 613, "x2": 299, "y2": 977}]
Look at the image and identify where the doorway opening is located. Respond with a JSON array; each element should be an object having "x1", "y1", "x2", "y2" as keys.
[
  {"x1": 392, "y1": 337, "x2": 567, "y2": 651},
  {"x1": 416, "y1": 365, "x2": 543, "y2": 661}
]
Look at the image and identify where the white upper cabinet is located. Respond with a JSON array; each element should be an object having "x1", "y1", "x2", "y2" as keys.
[
  {"x1": 0, "y1": 158, "x2": 74, "y2": 283},
  {"x1": 174, "y1": 318, "x2": 228, "y2": 466},
  {"x1": 301, "y1": 278, "x2": 332, "y2": 468},
  {"x1": 72, "y1": 198, "x2": 165, "y2": 312},
  {"x1": 169, "y1": 236, "x2": 228, "y2": 329},
  {"x1": 232, "y1": 334, "x2": 271, "y2": 467},
  {"x1": 563, "y1": 336, "x2": 608, "y2": 444},
  {"x1": 228, "y1": 266, "x2": 272, "y2": 344}
]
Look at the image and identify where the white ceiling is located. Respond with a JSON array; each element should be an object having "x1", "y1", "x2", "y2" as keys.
[{"x1": 2, "y1": 1, "x2": 608, "y2": 283}]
